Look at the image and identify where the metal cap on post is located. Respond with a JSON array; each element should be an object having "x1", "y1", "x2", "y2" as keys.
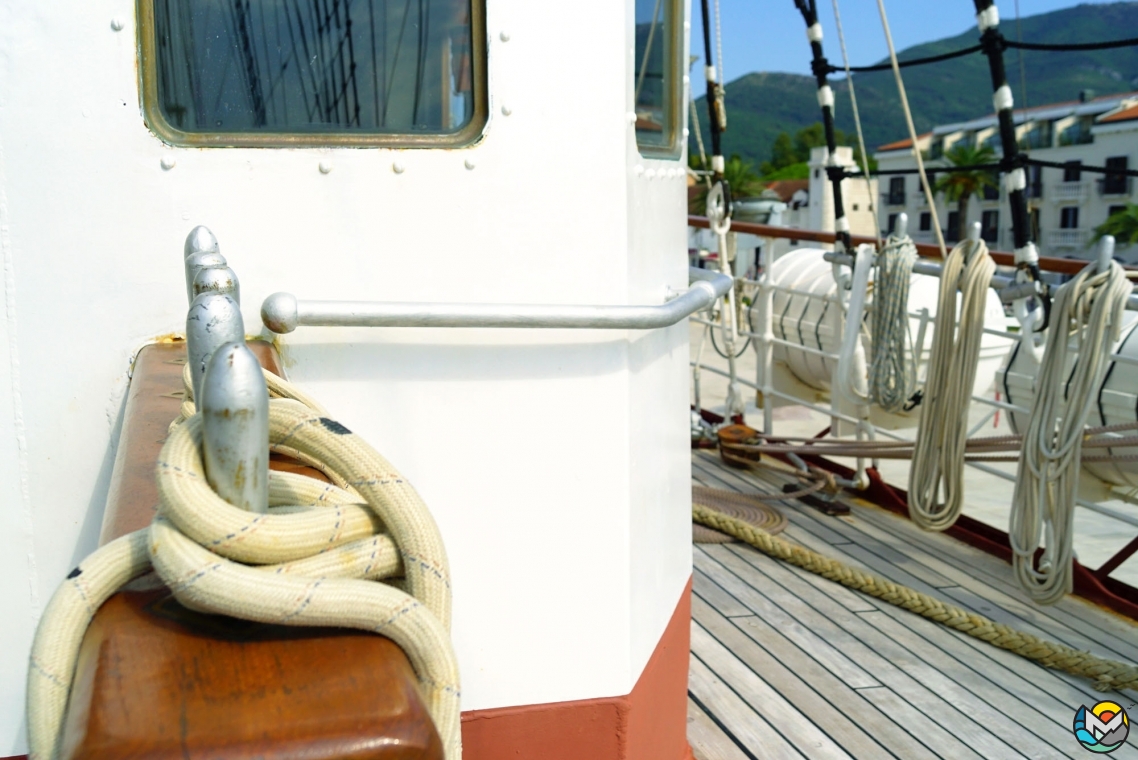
[
  {"x1": 200, "y1": 342, "x2": 269, "y2": 513},
  {"x1": 186, "y1": 293, "x2": 245, "y2": 404},
  {"x1": 184, "y1": 227, "x2": 226, "y2": 306},
  {"x1": 192, "y1": 265, "x2": 241, "y2": 305}
]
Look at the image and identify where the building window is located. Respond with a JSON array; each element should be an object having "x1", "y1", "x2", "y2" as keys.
[
  {"x1": 1102, "y1": 156, "x2": 1130, "y2": 196},
  {"x1": 887, "y1": 177, "x2": 906, "y2": 206},
  {"x1": 1108, "y1": 205, "x2": 1127, "y2": 220},
  {"x1": 919, "y1": 212, "x2": 931, "y2": 231},
  {"x1": 141, "y1": 0, "x2": 486, "y2": 147},
  {"x1": 1060, "y1": 206, "x2": 1080, "y2": 229},
  {"x1": 981, "y1": 210, "x2": 999, "y2": 243},
  {"x1": 946, "y1": 211, "x2": 960, "y2": 241},
  {"x1": 982, "y1": 172, "x2": 1000, "y2": 201},
  {"x1": 887, "y1": 213, "x2": 898, "y2": 234},
  {"x1": 1029, "y1": 208, "x2": 1041, "y2": 242},
  {"x1": 1063, "y1": 161, "x2": 1082, "y2": 182},
  {"x1": 634, "y1": 0, "x2": 681, "y2": 156},
  {"x1": 1025, "y1": 165, "x2": 1043, "y2": 199}
]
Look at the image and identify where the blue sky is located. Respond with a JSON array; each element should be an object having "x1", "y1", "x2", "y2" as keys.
[{"x1": 690, "y1": 0, "x2": 1126, "y2": 82}]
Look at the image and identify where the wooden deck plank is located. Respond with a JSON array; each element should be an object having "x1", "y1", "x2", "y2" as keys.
[
  {"x1": 696, "y1": 450, "x2": 1138, "y2": 664},
  {"x1": 706, "y1": 544, "x2": 1028, "y2": 760},
  {"x1": 688, "y1": 697, "x2": 753, "y2": 760},
  {"x1": 865, "y1": 600, "x2": 1138, "y2": 760},
  {"x1": 688, "y1": 655, "x2": 807, "y2": 760},
  {"x1": 692, "y1": 590, "x2": 940, "y2": 760},
  {"x1": 694, "y1": 567, "x2": 754, "y2": 618},
  {"x1": 691, "y1": 622, "x2": 856, "y2": 760},
  {"x1": 695, "y1": 548, "x2": 880, "y2": 689},
  {"x1": 854, "y1": 687, "x2": 986, "y2": 760}
]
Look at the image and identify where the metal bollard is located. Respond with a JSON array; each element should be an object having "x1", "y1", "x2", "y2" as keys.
[
  {"x1": 193, "y1": 265, "x2": 241, "y2": 305},
  {"x1": 200, "y1": 342, "x2": 269, "y2": 513},
  {"x1": 184, "y1": 226, "x2": 226, "y2": 306},
  {"x1": 186, "y1": 293, "x2": 245, "y2": 404}
]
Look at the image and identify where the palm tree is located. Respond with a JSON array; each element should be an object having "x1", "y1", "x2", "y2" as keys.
[
  {"x1": 934, "y1": 144, "x2": 998, "y2": 242},
  {"x1": 1094, "y1": 203, "x2": 1138, "y2": 245}
]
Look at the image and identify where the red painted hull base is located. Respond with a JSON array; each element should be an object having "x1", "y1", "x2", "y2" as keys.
[{"x1": 460, "y1": 579, "x2": 694, "y2": 760}]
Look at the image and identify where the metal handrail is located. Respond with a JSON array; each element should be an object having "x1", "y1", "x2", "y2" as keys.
[{"x1": 261, "y1": 267, "x2": 733, "y2": 333}]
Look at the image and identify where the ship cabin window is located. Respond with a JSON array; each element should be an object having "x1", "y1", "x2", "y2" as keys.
[
  {"x1": 141, "y1": 0, "x2": 485, "y2": 147},
  {"x1": 634, "y1": 0, "x2": 681, "y2": 157}
]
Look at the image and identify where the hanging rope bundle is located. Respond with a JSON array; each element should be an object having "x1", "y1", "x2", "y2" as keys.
[
  {"x1": 691, "y1": 498, "x2": 1138, "y2": 692},
  {"x1": 27, "y1": 374, "x2": 462, "y2": 760},
  {"x1": 869, "y1": 231, "x2": 918, "y2": 413},
  {"x1": 908, "y1": 237, "x2": 995, "y2": 531},
  {"x1": 1010, "y1": 261, "x2": 1133, "y2": 605}
]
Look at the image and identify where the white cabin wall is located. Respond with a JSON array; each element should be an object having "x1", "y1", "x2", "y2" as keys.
[
  {"x1": 624, "y1": 0, "x2": 693, "y2": 685},
  {"x1": 0, "y1": 0, "x2": 696, "y2": 749}
]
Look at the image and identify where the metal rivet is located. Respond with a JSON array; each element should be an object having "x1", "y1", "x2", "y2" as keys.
[
  {"x1": 110, "y1": 18, "x2": 125, "y2": 31},
  {"x1": 501, "y1": 104, "x2": 512, "y2": 116},
  {"x1": 499, "y1": 31, "x2": 510, "y2": 42},
  {"x1": 634, "y1": 165, "x2": 644, "y2": 177},
  {"x1": 464, "y1": 158, "x2": 476, "y2": 171},
  {"x1": 682, "y1": 75, "x2": 690, "y2": 86},
  {"x1": 683, "y1": 128, "x2": 690, "y2": 139},
  {"x1": 161, "y1": 156, "x2": 177, "y2": 171},
  {"x1": 319, "y1": 160, "x2": 333, "y2": 174},
  {"x1": 392, "y1": 161, "x2": 405, "y2": 174},
  {"x1": 627, "y1": 112, "x2": 638, "y2": 125},
  {"x1": 645, "y1": 169, "x2": 657, "y2": 180}
]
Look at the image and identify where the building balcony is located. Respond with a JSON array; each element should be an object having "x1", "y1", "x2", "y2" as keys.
[
  {"x1": 911, "y1": 191, "x2": 929, "y2": 207},
  {"x1": 1046, "y1": 229, "x2": 1090, "y2": 249},
  {"x1": 1051, "y1": 181, "x2": 1087, "y2": 203},
  {"x1": 881, "y1": 192, "x2": 907, "y2": 207}
]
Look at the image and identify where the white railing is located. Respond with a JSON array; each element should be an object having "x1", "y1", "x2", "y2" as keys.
[
  {"x1": 1051, "y1": 181, "x2": 1087, "y2": 203},
  {"x1": 1046, "y1": 228, "x2": 1089, "y2": 249}
]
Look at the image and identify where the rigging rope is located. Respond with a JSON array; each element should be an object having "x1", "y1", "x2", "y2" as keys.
[
  {"x1": 873, "y1": 0, "x2": 946, "y2": 257},
  {"x1": 826, "y1": 44, "x2": 984, "y2": 74},
  {"x1": 830, "y1": 0, "x2": 879, "y2": 249},
  {"x1": 869, "y1": 231, "x2": 918, "y2": 413},
  {"x1": 1010, "y1": 261, "x2": 1133, "y2": 605},
  {"x1": 691, "y1": 496, "x2": 1138, "y2": 692},
  {"x1": 908, "y1": 237, "x2": 995, "y2": 531},
  {"x1": 27, "y1": 371, "x2": 462, "y2": 760}
]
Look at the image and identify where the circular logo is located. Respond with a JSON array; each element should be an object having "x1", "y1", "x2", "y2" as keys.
[{"x1": 1073, "y1": 701, "x2": 1130, "y2": 753}]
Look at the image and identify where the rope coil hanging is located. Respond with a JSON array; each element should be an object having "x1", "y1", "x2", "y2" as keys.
[
  {"x1": 869, "y1": 231, "x2": 918, "y2": 413},
  {"x1": 1010, "y1": 260, "x2": 1133, "y2": 605},
  {"x1": 907, "y1": 237, "x2": 995, "y2": 531},
  {"x1": 27, "y1": 371, "x2": 462, "y2": 760}
]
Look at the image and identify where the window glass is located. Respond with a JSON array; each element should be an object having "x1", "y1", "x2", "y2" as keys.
[
  {"x1": 1060, "y1": 206, "x2": 1079, "y2": 229},
  {"x1": 634, "y1": 0, "x2": 679, "y2": 155},
  {"x1": 147, "y1": 0, "x2": 480, "y2": 143},
  {"x1": 919, "y1": 212, "x2": 931, "y2": 231},
  {"x1": 981, "y1": 210, "x2": 999, "y2": 243}
]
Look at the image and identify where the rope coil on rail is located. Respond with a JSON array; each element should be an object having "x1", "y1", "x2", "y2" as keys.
[
  {"x1": 27, "y1": 372, "x2": 462, "y2": 760},
  {"x1": 1011, "y1": 260, "x2": 1133, "y2": 605},
  {"x1": 691, "y1": 495, "x2": 1138, "y2": 693},
  {"x1": 908, "y1": 237, "x2": 995, "y2": 531},
  {"x1": 869, "y1": 231, "x2": 918, "y2": 413}
]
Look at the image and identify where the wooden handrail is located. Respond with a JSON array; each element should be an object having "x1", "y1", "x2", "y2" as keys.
[{"x1": 687, "y1": 216, "x2": 1106, "y2": 276}]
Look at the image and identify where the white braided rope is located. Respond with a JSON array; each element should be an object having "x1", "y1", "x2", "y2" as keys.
[
  {"x1": 869, "y1": 233, "x2": 918, "y2": 412},
  {"x1": 1010, "y1": 261, "x2": 1132, "y2": 604},
  {"x1": 908, "y1": 238, "x2": 995, "y2": 531},
  {"x1": 28, "y1": 389, "x2": 461, "y2": 759}
]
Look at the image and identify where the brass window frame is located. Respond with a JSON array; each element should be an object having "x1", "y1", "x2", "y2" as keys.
[
  {"x1": 136, "y1": 0, "x2": 488, "y2": 149},
  {"x1": 634, "y1": 0, "x2": 684, "y2": 160}
]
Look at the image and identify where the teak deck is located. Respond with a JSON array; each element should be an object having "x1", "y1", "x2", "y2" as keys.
[{"x1": 687, "y1": 450, "x2": 1138, "y2": 760}]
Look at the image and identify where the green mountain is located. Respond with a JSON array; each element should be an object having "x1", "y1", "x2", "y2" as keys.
[{"x1": 692, "y1": 2, "x2": 1138, "y2": 168}]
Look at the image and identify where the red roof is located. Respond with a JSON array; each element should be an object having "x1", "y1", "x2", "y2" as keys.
[
  {"x1": 877, "y1": 133, "x2": 931, "y2": 152},
  {"x1": 764, "y1": 179, "x2": 809, "y2": 203},
  {"x1": 1100, "y1": 104, "x2": 1138, "y2": 124}
]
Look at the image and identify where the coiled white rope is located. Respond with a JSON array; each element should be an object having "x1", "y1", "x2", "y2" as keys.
[
  {"x1": 27, "y1": 376, "x2": 462, "y2": 760},
  {"x1": 908, "y1": 238, "x2": 995, "y2": 531},
  {"x1": 869, "y1": 232, "x2": 918, "y2": 413},
  {"x1": 1010, "y1": 261, "x2": 1132, "y2": 605}
]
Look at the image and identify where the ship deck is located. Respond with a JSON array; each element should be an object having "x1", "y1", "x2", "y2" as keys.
[{"x1": 686, "y1": 449, "x2": 1138, "y2": 760}]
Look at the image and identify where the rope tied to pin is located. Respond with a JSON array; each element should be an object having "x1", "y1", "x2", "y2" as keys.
[{"x1": 27, "y1": 370, "x2": 462, "y2": 760}]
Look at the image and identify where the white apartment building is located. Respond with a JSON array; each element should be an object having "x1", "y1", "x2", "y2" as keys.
[{"x1": 874, "y1": 91, "x2": 1138, "y2": 264}]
